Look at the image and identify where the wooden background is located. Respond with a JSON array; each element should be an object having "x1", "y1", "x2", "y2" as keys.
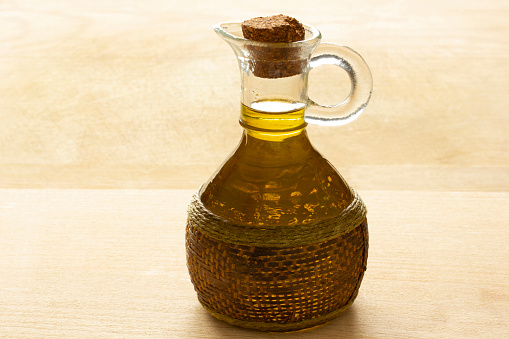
[
  {"x1": 1, "y1": 0, "x2": 508, "y2": 337},
  {"x1": 1, "y1": 0, "x2": 507, "y2": 191}
]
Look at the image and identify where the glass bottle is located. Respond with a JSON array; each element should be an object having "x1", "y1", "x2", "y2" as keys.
[{"x1": 186, "y1": 21, "x2": 373, "y2": 332}]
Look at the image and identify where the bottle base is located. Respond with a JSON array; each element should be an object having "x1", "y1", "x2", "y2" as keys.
[
  {"x1": 186, "y1": 192, "x2": 368, "y2": 332},
  {"x1": 200, "y1": 293, "x2": 358, "y2": 332}
]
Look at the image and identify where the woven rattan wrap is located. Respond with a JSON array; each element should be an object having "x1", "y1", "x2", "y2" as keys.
[
  {"x1": 186, "y1": 192, "x2": 368, "y2": 332},
  {"x1": 187, "y1": 190, "x2": 366, "y2": 248}
]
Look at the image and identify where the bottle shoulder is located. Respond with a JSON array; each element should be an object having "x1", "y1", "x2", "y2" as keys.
[{"x1": 200, "y1": 133, "x2": 353, "y2": 226}]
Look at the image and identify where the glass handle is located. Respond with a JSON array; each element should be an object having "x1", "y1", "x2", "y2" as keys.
[{"x1": 306, "y1": 43, "x2": 373, "y2": 126}]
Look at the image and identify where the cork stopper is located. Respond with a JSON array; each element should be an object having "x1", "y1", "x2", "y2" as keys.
[
  {"x1": 241, "y1": 15, "x2": 307, "y2": 78},
  {"x1": 241, "y1": 15, "x2": 305, "y2": 43}
]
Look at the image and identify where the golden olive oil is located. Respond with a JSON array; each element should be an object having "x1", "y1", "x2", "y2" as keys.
[{"x1": 199, "y1": 101, "x2": 353, "y2": 226}]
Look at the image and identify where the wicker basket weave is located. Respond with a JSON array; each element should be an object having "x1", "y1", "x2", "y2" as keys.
[{"x1": 186, "y1": 192, "x2": 368, "y2": 332}]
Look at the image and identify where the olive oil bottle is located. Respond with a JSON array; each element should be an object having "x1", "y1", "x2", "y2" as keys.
[{"x1": 186, "y1": 21, "x2": 373, "y2": 331}]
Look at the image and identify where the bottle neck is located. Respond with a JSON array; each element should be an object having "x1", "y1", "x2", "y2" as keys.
[{"x1": 239, "y1": 101, "x2": 308, "y2": 141}]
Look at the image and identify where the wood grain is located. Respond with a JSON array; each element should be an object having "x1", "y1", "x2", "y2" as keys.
[
  {"x1": 0, "y1": 189, "x2": 507, "y2": 337},
  {"x1": 0, "y1": 0, "x2": 508, "y2": 190}
]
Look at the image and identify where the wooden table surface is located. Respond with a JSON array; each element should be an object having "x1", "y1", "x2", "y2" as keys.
[{"x1": 1, "y1": 0, "x2": 508, "y2": 337}]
